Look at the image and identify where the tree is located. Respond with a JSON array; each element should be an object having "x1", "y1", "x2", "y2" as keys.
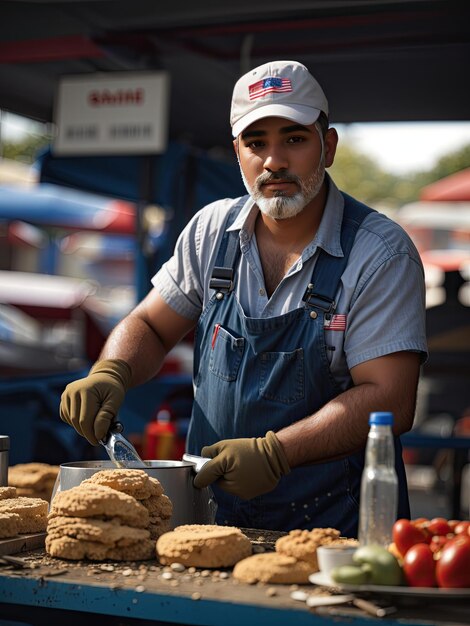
[
  {"x1": 2, "y1": 135, "x2": 51, "y2": 164},
  {"x1": 331, "y1": 141, "x2": 470, "y2": 210},
  {"x1": 330, "y1": 142, "x2": 415, "y2": 209}
]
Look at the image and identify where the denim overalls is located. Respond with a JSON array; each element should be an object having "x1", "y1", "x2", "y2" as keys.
[{"x1": 188, "y1": 193, "x2": 410, "y2": 536}]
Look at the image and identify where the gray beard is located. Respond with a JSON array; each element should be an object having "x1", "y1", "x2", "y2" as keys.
[{"x1": 240, "y1": 159, "x2": 325, "y2": 220}]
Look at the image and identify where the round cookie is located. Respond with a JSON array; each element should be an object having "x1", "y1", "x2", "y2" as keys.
[
  {"x1": 0, "y1": 486, "x2": 17, "y2": 500},
  {"x1": 46, "y1": 534, "x2": 155, "y2": 561},
  {"x1": 174, "y1": 524, "x2": 224, "y2": 533},
  {"x1": 16, "y1": 484, "x2": 56, "y2": 502},
  {"x1": 148, "y1": 517, "x2": 171, "y2": 540},
  {"x1": 49, "y1": 484, "x2": 149, "y2": 528},
  {"x1": 275, "y1": 528, "x2": 341, "y2": 568},
  {"x1": 0, "y1": 512, "x2": 20, "y2": 538},
  {"x1": 0, "y1": 496, "x2": 49, "y2": 533},
  {"x1": 8, "y1": 463, "x2": 59, "y2": 489},
  {"x1": 233, "y1": 552, "x2": 315, "y2": 584},
  {"x1": 141, "y1": 493, "x2": 172, "y2": 518},
  {"x1": 47, "y1": 516, "x2": 151, "y2": 546},
  {"x1": 81, "y1": 469, "x2": 164, "y2": 499},
  {"x1": 156, "y1": 524, "x2": 252, "y2": 568}
]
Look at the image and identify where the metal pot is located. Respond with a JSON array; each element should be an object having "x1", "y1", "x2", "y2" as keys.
[
  {"x1": 0, "y1": 435, "x2": 9, "y2": 486},
  {"x1": 54, "y1": 459, "x2": 217, "y2": 529}
]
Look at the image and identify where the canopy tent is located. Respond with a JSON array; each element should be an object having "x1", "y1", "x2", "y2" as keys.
[
  {"x1": 1, "y1": 1, "x2": 469, "y2": 150},
  {"x1": 0, "y1": 183, "x2": 136, "y2": 234},
  {"x1": 0, "y1": 141, "x2": 246, "y2": 463},
  {"x1": 420, "y1": 168, "x2": 470, "y2": 202}
]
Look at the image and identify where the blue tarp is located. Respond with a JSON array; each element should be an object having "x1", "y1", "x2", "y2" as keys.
[
  {"x1": 0, "y1": 142, "x2": 246, "y2": 465},
  {"x1": 0, "y1": 183, "x2": 135, "y2": 232},
  {"x1": 38, "y1": 141, "x2": 246, "y2": 298},
  {"x1": 38, "y1": 141, "x2": 245, "y2": 232}
]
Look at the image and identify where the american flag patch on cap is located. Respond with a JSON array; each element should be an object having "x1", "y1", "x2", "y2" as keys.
[
  {"x1": 249, "y1": 77, "x2": 292, "y2": 100},
  {"x1": 324, "y1": 314, "x2": 347, "y2": 331}
]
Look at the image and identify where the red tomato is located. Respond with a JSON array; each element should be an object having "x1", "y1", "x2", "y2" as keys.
[
  {"x1": 430, "y1": 535, "x2": 450, "y2": 555},
  {"x1": 454, "y1": 521, "x2": 470, "y2": 535},
  {"x1": 403, "y1": 543, "x2": 436, "y2": 587},
  {"x1": 411, "y1": 518, "x2": 432, "y2": 543},
  {"x1": 428, "y1": 517, "x2": 452, "y2": 536},
  {"x1": 393, "y1": 519, "x2": 428, "y2": 557},
  {"x1": 436, "y1": 536, "x2": 470, "y2": 588},
  {"x1": 447, "y1": 520, "x2": 461, "y2": 532},
  {"x1": 412, "y1": 517, "x2": 429, "y2": 528}
]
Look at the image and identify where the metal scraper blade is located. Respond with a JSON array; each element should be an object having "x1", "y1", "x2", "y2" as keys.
[{"x1": 100, "y1": 421, "x2": 148, "y2": 468}]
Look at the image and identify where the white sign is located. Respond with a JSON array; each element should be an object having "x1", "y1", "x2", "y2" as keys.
[{"x1": 53, "y1": 72, "x2": 170, "y2": 155}]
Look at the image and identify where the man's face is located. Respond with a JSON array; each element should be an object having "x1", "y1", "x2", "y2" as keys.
[{"x1": 234, "y1": 116, "x2": 334, "y2": 219}]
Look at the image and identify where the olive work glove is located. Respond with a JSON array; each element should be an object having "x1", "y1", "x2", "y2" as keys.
[
  {"x1": 59, "y1": 359, "x2": 132, "y2": 446},
  {"x1": 193, "y1": 431, "x2": 291, "y2": 500}
]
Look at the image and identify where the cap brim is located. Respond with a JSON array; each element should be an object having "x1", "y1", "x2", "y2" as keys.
[{"x1": 231, "y1": 103, "x2": 321, "y2": 137}]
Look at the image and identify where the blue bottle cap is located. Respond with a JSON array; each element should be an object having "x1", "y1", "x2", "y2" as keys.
[{"x1": 369, "y1": 411, "x2": 394, "y2": 425}]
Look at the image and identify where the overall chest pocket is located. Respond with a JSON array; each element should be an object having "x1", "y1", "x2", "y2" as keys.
[
  {"x1": 210, "y1": 326, "x2": 245, "y2": 382},
  {"x1": 259, "y1": 349, "x2": 305, "y2": 404}
]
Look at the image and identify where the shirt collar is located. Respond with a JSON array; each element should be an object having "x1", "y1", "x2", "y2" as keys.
[
  {"x1": 227, "y1": 195, "x2": 257, "y2": 234},
  {"x1": 227, "y1": 174, "x2": 345, "y2": 258}
]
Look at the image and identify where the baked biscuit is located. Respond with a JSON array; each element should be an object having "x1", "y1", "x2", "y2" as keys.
[
  {"x1": 148, "y1": 518, "x2": 171, "y2": 540},
  {"x1": 0, "y1": 496, "x2": 48, "y2": 533},
  {"x1": 233, "y1": 552, "x2": 315, "y2": 584},
  {"x1": 156, "y1": 524, "x2": 252, "y2": 568},
  {"x1": 275, "y1": 528, "x2": 342, "y2": 569},
  {"x1": 141, "y1": 493, "x2": 172, "y2": 518},
  {"x1": 82, "y1": 469, "x2": 164, "y2": 499},
  {"x1": 0, "y1": 512, "x2": 20, "y2": 538},
  {"x1": 47, "y1": 516, "x2": 151, "y2": 546},
  {"x1": 15, "y1": 486, "x2": 55, "y2": 501},
  {"x1": 46, "y1": 534, "x2": 155, "y2": 561},
  {"x1": 0, "y1": 486, "x2": 17, "y2": 500},
  {"x1": 8, "y1": 463, "x2": 59, "y2": 502},
  {"x1": 48, "y1": 484, "x2": 149, "y2": 528},
  {"x1": 173, "y1": 524, "x2": 221, "y2": 533},
  {"x1": 8, "y1": 463, "x2": 59, "y2": 488}
]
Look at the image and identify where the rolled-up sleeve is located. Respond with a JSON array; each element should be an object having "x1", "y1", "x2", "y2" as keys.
[{"x1": 344, "y1": 242, "x2": 428, "y2": 370}]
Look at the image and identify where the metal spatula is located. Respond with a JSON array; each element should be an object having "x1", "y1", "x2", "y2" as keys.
[{"x1": 100, "y1": 421, "x2": 148, "y2": 468}]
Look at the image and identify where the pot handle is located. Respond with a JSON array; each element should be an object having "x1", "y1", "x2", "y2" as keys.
[{"x1": 182, "y1": 453, "x2": 211, "y2": 474}]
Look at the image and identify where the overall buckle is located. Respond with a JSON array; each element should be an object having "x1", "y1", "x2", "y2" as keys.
[
  {"x1": 209, "y1": 267, "x2": 234, "y2": 294},
  {"x1": 302, "y1": 283, "x2": 336, "y2": 313}
]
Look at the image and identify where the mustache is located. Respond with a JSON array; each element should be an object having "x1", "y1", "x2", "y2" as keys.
[{"x1": 255, "y1": 171, "x2": 300, "y2": 188}]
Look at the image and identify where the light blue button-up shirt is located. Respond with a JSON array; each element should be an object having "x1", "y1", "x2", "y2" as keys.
[{"x1": 152, "y1": 176, "x2": 427, "y2": 391}]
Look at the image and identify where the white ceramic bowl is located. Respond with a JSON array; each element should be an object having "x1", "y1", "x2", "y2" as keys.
[{"x1": 316, "y1": 543, "x2": 358, "y2": 575}]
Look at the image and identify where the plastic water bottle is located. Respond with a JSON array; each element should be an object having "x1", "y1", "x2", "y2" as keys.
[{"x1": 358, "y1": 412, "x2": 398, "y2": 547}]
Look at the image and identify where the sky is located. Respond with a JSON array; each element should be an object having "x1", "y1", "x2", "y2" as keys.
[
  {"x1": 2, "y1": 111, "x2": 470, "y2": 176},
  {"x1": 335, "y1": 122, "x2": 470, "y2": 175}
]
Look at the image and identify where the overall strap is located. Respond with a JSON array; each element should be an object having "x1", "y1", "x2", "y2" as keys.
[
  {"x1": 209, "y1": 195, "x2": 250, "y2": 294},
  {"x1": 303, "y1": 193, "x2": 375, "y2": 313}
]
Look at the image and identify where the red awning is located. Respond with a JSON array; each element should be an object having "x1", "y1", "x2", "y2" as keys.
[{"x1": 420, "y1": 168, "x2": 470, "y2": 202}]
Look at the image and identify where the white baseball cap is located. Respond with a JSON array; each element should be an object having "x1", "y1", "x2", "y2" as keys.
[{"x1": 230, "y1": 60, "x2": 329, "y2": 137}]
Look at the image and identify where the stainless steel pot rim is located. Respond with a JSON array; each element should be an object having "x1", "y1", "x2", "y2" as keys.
[{"x1": 59, "y1": 460, "x2": 194, "y2": 470}]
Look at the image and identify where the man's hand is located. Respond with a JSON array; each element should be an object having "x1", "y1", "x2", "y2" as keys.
[
  {"x1": 193, "y1": 431, "x2": 290, "y2": 499},
  {"x1": 59, "y1": 359, "x2": 131, "y2": 445}
]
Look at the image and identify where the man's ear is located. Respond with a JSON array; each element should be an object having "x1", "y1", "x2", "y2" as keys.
[
  {"x1": 324, "y1": 128, "x2": 338, "y2": 168},
  {"x1": 233, "y1": 137, "x2": 239, "y2": 158}
]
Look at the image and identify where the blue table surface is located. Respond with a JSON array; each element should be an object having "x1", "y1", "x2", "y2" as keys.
[{"x1": 1, "y1": 555, "x2": 470, "y2": 626}]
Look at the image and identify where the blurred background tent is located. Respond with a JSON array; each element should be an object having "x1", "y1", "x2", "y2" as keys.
[
  {"x1": 420, "y1": 168, "x2": 470, "y2": 202},
  {"x1": 0, "y1": 0, "x2": 469, "y2": 516},
  {"x1": 0, "y1": 142, "x2": 245, "y2": 465}
]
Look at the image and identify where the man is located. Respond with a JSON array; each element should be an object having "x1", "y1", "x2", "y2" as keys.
[{"x1": 60, "y1": 60, "x2": 427, "y2": 536}]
